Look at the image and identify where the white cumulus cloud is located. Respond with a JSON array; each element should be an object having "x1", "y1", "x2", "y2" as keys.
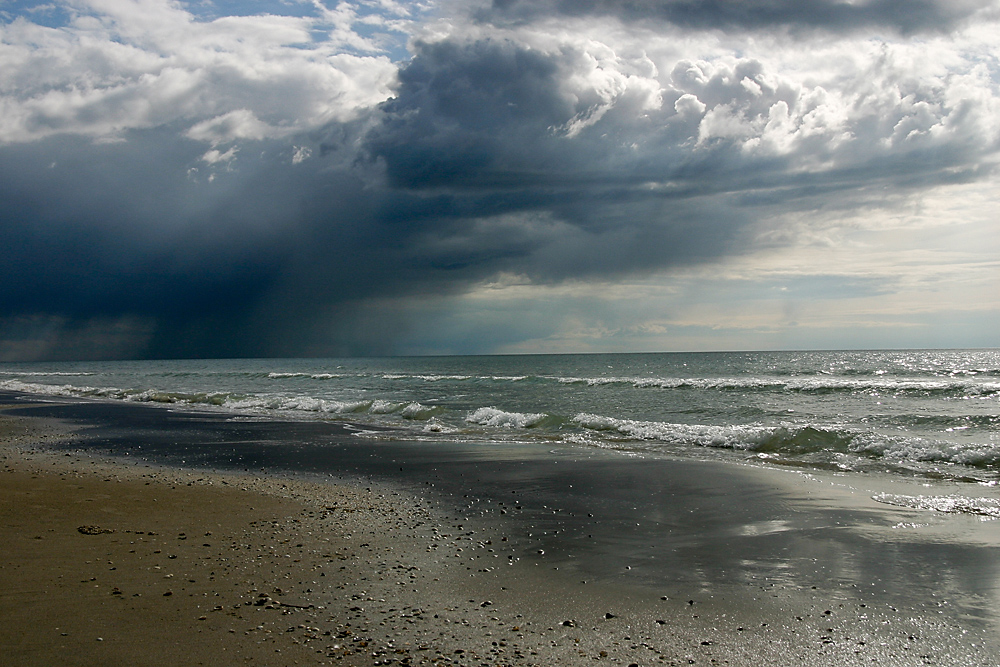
[{"x1": 0, "y1": 0, "x2": 400, "y2": 144}]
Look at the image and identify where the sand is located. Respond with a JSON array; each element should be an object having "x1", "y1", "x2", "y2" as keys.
[{"x1": 2, "y1": 402, "x2": 999, "y2": 666}]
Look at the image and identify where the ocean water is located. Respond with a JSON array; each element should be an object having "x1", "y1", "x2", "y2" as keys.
[{"x1": 2, "y1": 350, "x2": 998, "y2": 488}]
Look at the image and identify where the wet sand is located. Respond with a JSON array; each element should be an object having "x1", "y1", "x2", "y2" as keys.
[{"x1": 3, "y1": 393, "x2": 1000, "y2": 666}]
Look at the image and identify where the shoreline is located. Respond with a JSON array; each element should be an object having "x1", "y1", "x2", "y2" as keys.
[{"x1": 3, "y1": 392, "x2": 1000, "y2": 665}]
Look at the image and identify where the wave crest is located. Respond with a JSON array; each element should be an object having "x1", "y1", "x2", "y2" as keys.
[{"x1": 466, "y1": 407, "x2": 548, "y2": 428}]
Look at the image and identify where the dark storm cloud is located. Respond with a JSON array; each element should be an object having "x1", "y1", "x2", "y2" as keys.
[
  {"x1": 360, "y1": 36, "x2": 996, "y2": 280},
  {"x1": 0, "y1": 133, "x2": 287, "y2": 358},
  {"x1": 0, "y1": 124, "x2": 512, "y2": 359},
  {"x1": 484, "y1": 0, "x2": 992, "y2": 34}
]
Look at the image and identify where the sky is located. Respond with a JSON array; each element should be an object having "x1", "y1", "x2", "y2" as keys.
[{"x1": 1, "y1": 0, "x2": 998, "y2": 360}]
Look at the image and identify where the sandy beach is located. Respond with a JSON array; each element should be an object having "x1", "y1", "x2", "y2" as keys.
[{"x1": 3, "y1": 395, "x2": 1000, "y2": 666}]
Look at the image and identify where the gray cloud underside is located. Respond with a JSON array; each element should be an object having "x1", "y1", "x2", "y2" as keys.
[{"x1": 485, "y1": 0, "x2": 993, "y2": 34}]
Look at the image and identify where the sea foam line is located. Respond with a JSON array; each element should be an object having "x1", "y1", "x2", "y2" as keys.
[
  {"x1": 872, "y1": 493, "x2": 1000, "y2": 518},
  {"x1": 553, "y1": 375, "x2": 1000, "y2": 396},
  {"x1": 0, "y1": 379, "x2": 443, "y2": 421}
]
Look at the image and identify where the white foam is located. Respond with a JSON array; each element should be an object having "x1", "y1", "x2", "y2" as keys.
[
  {"x1": 549, "y1": 374, "x2": 1000, "y2": 397},
  {"x1": 400, "y1": 402, "x2": 441, "y2": 420},
  {"x1": 378, "y1": 373, "x2": 471, "y2": 381},
  {"x1": 0, "y1": 378, "x2": 115, "y2": 398},
  {"x1": 422, "y1": 418, "x2": 457, "y2": 434},
  {"x1": 369, "y1": 399, "x2": 405, "y2": 414},
  {"x1": 571, "y1": 413, "x2": 783, "y2": 449},
  {"x1": 849, "y1": 432, "x2": 1000, "y2": 466},
  {"x1": 872, "y1": 492, "x2": 1000, "y2": 518},
  {"x1": 0, "y1": 371, "x2": 94, "y2": 377},
  {"x1": 466, "y1": 407, "x2": 547, "y2": 428}
]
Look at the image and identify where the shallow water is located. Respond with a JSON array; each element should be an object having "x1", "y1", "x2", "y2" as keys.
[
  {"x1": 2, "y1": 350, "x2": 998, "y2": 484},
  {"x1": 6, "y1": 387, "x2": 1000, "y2": 664}
]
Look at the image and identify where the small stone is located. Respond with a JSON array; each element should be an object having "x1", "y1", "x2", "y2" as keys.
[{"x1": 605, "y1": 613, "x2": 616, "y2": 619}]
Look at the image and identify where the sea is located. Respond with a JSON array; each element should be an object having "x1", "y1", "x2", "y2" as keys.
[
  {"x1": 2, "y1": 349, "x2": 998, "y2": 489},
  {"x1": 7, "y1": 348, "x2": 1000, "y2": 643}
]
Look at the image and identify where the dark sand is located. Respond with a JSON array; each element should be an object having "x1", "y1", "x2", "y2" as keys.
[{"x1": 2, "y1": 392, "x2": 1000, "y2": 666}]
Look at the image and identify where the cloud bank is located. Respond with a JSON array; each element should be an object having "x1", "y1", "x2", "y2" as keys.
[
  {"x1": 2, "y1": 0, "x2": 998, "y2": 359},
  {"x1": 482, "y1": 0, "x2": 995, "y2": 35}
]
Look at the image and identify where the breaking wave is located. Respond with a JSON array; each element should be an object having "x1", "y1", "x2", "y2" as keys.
[
  {"x1": 465, "y1": 407, "x2": 551, "y2": 429},
  {"x1": 569, "y1": 413, "x2": 1000, "y2": 467},
  {"x1": 0, "y1": 379, "x2": 443, "y2": 421},
  {"x1": 553, "y1": 375, "x2": 1000, "y2": 398}
]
